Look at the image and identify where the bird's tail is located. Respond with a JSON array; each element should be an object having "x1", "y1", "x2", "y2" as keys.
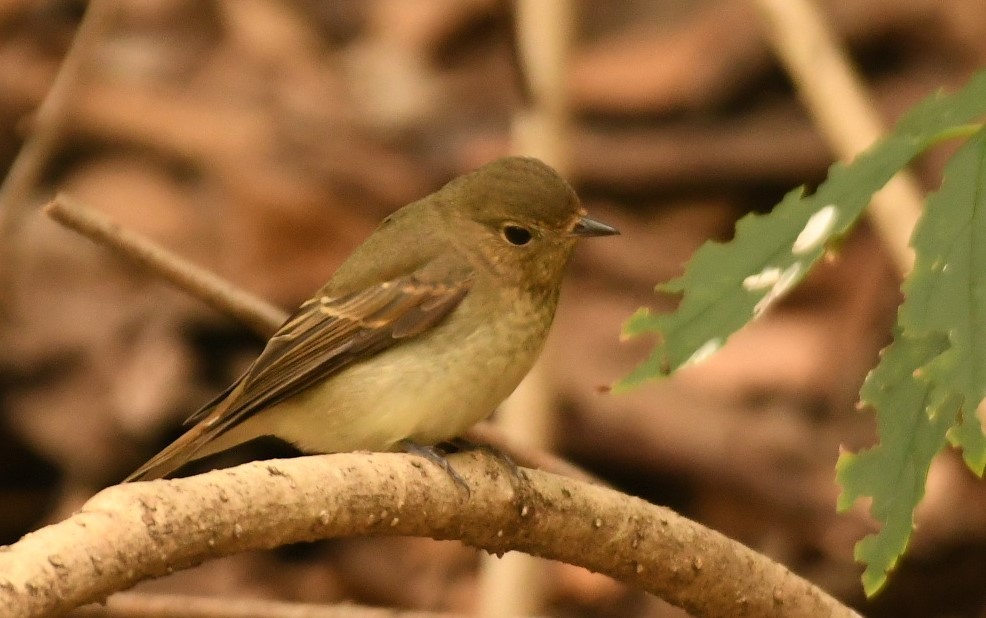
[{"x1": 123, "y1": 421, "x2": 214, "y2": 482}]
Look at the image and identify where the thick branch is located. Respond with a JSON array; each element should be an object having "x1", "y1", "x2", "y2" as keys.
[{"x1": 1, "y1": 452, "x2": 857, "y2": 618}]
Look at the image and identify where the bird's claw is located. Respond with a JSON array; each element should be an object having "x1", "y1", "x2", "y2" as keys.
[{"x1": 399, "y1": 440, "x2": 470, "y2": 495}]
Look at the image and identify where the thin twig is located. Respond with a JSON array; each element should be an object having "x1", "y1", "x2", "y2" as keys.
[
  {"x1": 44, "y1": 195, "x2": 287, "y2": 338},
  {"x1": 0, "y1": 0, "x2": 116, "y2": 210},
  {"x1": 41, "y1": 194, "x2": 604, "y2": 486},
  {"x1": 754, "y1": 0, "x2": 923, "y2": 275}
]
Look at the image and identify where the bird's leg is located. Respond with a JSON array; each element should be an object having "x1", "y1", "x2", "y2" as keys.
[
  {"x1": 398, "y1": 440, "x2": 470, "y2": 494},
  {"x1": 445, "y1": 437, "x2": 524, "y2": 481}
]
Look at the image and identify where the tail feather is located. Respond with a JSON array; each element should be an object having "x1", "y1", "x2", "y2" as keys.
[
  {"x1": 126, "y1": 379, "x2": 256, "y2": 482},
  {"x1": 124, "y1": 421, "x2": 213, "y2": 482}
]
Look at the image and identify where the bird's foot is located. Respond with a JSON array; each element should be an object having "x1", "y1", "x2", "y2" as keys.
[
  {"x1": 399, "y1": 440, "x2": 470, "y2": 495},
  {"x1": 445, "y1": 437, "x2": 525, "y2": 482}
]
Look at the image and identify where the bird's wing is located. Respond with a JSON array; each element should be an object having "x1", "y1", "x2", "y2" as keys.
[
  {"x1": 125, "y1": 258, "x2": 472, "y2": 481},
  {"x1": 196, "y1": 259, "x2": 473, "y2": 431}
]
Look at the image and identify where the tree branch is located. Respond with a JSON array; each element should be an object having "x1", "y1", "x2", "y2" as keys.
[
  {"x1": 1, "y1": 452, "x2": 858, "y2": 618},
  {"x1": 43, "y1": 195, "x2": 286, "y2": 339}
]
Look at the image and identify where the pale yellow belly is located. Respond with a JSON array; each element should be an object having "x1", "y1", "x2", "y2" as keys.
[{"x1": 210, "y1": 304, "x2": 547, "y2": 455}]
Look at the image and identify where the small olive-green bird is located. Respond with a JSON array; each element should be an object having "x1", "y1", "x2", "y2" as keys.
[{"x1": 125, "y1": 156, "x2": 617, "y2": 482}]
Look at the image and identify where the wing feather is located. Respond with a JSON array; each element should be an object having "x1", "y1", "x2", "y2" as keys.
[
  {"x1": 213, "y1": 268, "x2": 471, "y2": 432},
  {"x1": 127, "y1": 259, "x2": 473, "y2": 481}
]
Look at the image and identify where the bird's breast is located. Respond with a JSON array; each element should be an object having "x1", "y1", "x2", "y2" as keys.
[{"x1": 253, "y1": 285, "x2": 558, "y2": 454}]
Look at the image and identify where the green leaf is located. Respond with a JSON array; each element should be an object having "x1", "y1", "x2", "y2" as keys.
[
  {"x1": 836, "y1": 118, "x2": 986, "y2": 596},
  {"x1": 898, "y1": 127, "x2": 986, "y2": 473},
  {"x1": 617, "y1": 70, "x2": 986, "y2": 391},
  {"x1": 835, "y1": 330, "x2": 956, "y2": 596}
]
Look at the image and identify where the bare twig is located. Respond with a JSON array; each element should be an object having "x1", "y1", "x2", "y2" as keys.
[
  {"x1": 44, "y1": 195, "x2": 287, "y2": 338},
  {"x1": 0, "y1": 0, "x2": 116, "y2": 211},
  {"x1": 754, "y1": 0, "x2": 923, "y2": 274},
  {"x1": 41, "y1": 194, "x2": 602, "y2": 486},
  {"x1": 73, "y1": 592, "x2": 458, "y2": 618},
  {"x1": 2, "y1": 452, "x2": 860, "y2": 618}
]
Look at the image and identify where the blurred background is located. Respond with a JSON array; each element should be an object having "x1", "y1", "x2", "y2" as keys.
[{"x1": 0, "y1": 0, "x2": 985, "y2": 616}]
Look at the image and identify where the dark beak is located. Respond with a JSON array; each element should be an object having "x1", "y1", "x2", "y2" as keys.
[{"x1": 570, "y1": 215, "x2": 619, "y2": 238}]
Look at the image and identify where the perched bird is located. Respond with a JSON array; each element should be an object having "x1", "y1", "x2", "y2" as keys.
[{"x1": 125, "y1": 156, "x2": 618, "y2": 482}]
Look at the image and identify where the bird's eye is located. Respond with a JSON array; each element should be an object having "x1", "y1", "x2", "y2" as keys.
[{"x1": 502, "y1": 225, "x2": 533, "y2": 246}]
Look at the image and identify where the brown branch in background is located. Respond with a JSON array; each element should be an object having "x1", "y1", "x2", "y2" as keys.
[
  {"x1": 480, "y1": 0, "x2": 576, "y2": 615},
  {"x1": 44, "y1": 195, "x2": 287, "y2": 339},
  {"x1": 42, "y1": 194, "x2": 603, "y2": 487},
  {"x1": 0, "y1": 0, "x2": 116, "y2": 210},
  {"x1": 754, "y1": 0, "x2": 923, "y2": 275},
  {"x1": 2, "y1": 452, "x2": 860, "y2": 618},
  {"x1": 0, "y1": 0, "x2": 118, "y2": 308},
  {"x1": 499, "y1": 0, "x2": 534, "y2": 110},
  {"x1": 73, "y1": 591, "x2": 459, "y2": 618}
]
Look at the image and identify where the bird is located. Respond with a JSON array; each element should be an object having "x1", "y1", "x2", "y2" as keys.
[{"x1": 125, "y1": 156, "x2": 618, "y2": 482}]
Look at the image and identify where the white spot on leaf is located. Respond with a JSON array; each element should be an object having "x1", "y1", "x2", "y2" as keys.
[
  {"x1": 684, "y1": 338, "x2": 721, "y2": 367},
  {"x1": 793, "y1": 205, "x2": 839, "y2": 255},
  {"x1": 753, "y1": 263, "x2": 802, "y2": 317},
  {"x1": 743, "y1": 267, "x2": 782, "y2": 291}
]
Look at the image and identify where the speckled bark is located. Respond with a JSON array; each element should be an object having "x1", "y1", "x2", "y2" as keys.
[{"x1": 0, "y1": 452, "x2": 858, "y2": 618}]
